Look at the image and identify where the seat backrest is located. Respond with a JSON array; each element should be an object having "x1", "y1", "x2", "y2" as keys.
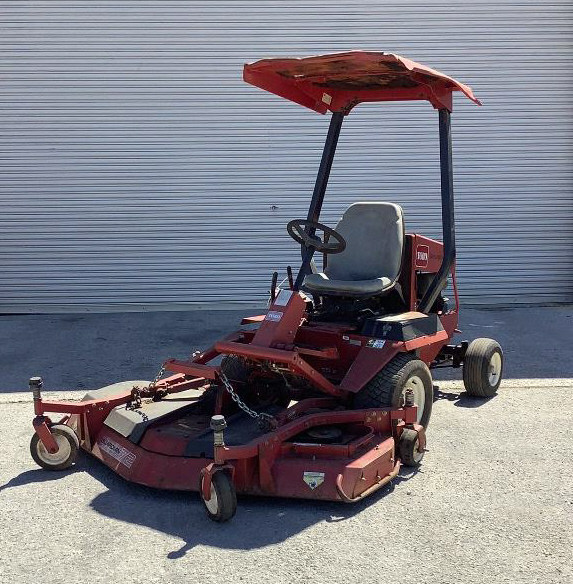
[{"x1": 326, "y1": 202, "x2": 404, "y2": 281}]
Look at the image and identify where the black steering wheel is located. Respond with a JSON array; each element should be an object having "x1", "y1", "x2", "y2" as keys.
[{"x1": 286, "y1": 219, "x2": 346, "y2": 255}]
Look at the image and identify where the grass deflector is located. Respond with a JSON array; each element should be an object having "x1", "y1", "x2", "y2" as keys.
[{"x1": 29, "y1": 51, "x2": 503, "y2": 522}]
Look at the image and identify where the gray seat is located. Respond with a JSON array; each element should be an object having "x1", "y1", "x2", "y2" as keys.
[{"x1": 303, "y1": 202, "x2": 404, "y2": 297}]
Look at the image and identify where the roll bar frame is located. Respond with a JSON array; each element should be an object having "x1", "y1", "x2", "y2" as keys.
[{"x1": 294, "y1": 108, "x2": 456, "y2": 308}]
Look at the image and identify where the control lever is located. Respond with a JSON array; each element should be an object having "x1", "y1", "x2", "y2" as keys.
[
  {"x1": 269, "y1": 271, "x2": 278, "y2": 303},
  {"x1": 286, "y1": 266, "x2": 294, "y2": 290}
]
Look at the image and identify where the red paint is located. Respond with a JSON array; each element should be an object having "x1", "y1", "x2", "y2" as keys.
[
  {"x1": 251, "y1": 291, "x2": 307, "y2": 347},
  {"x1": 81, "y1": 400, "x2": 419, "y2": 501},
  {"x1": 32, "y1": 416, "x2": 59, "y2": 453},
  {"x1": 412, "y1": 234, "x2": 444, "y2": 274},
  {"x1": 163, "y1": 359, "x2": 219, "y2": 379},
  {"x1": 244, "y1": 52, "x2": 481, "y2": 114},
  {"x1": 215, "y1": 339, "x2": 345, "y2": 397},
  {"x1": 30, "y1": 220, "x2": 457, "y2": 504},
  {"x1": 26, "y1": 51, "x2": 481, "y2": 513}
]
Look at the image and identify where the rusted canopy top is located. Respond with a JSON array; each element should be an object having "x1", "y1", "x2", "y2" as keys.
[{"x1": 243, "y1": 51, "x2": 481, "y2": 114}]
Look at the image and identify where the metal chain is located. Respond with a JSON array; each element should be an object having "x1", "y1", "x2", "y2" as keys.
[
  {"x1": 128, "y1": 362, "x2": 276, "y2": 430},
  {"x1": 126, "y1": 363, "x2": 166, "y2": 411},
  {"x1": 127, "y1": 349, "x2": 200, "y2": 409},
  {"x1": 148, "y1": 364, "x2": 166, "y2": 389},
  {"x1": 218, "y1": 370, "x2": 275, "y2": 429}
]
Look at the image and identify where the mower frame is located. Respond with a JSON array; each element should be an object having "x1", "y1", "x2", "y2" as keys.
[{"x1": 27, "y1": 51, "x2": 502, "y2": 521}]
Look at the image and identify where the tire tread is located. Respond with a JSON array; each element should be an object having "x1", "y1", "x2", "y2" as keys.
[
  {"x1": 204, "y1": 471, "x2": 237, "y2": 522},
  {"x1": 463, "y1": 338, "x2": 503, "y2": 397},
  {"x1": 399, "y1": 428, "x2": 424, "y2": 467},
  {"x1": 353, "y1": 353, "x2": 413, "y2": 409},
  {"x1": 354, "y1": 353, "x2": 433, "y2": 428}
]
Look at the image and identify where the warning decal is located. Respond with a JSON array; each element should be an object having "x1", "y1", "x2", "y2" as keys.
[{"x1": 303, "y1": 471, "x2": 325, "y2": 490}]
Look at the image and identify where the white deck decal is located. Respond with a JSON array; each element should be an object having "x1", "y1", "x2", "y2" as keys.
[{"x1": 98, "y1": 436, "x2": 136, "y2": 468}]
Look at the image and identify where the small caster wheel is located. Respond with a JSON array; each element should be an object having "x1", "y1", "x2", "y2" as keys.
[
  {"x1": 463, "y1": 338, "x2": 503, "y2": 397},
  {"x1": 399, "y1": 428, "x2": 424, "y2": 467},
  {"x1": 30, "y1": 424, "x2": 79, "y2": 471},
  {"x1": 200, "y1": 471, "x2": 237, "y2": 522}
]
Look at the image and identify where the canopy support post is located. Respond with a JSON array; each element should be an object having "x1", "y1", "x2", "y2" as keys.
[
  {"x1": 294, "y1": 112, "x2": 344, "y2": 290},
  {"x1": 419, "y1": 108, "x2": 456, "y2": 312},
  {"x1": 306, "y1": 112, "x2": 344, "y2": 224}
]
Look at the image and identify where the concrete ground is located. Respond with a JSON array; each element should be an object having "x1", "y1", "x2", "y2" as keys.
[
  {"x1": 0, "y1": 306, "x2": 572, "y2": 392},
  {"x1": 1, "y1": 307, "x2": 572, "y2": 583}
]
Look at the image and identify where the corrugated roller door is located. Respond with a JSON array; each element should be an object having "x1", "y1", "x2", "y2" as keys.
[{"x1": 1, "y1": 0, "x2": 572, "y2": 312}]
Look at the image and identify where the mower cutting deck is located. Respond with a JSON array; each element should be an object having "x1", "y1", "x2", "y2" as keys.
[{"x1": 28, "y1": 51, "x2": 503, "y2": 522}]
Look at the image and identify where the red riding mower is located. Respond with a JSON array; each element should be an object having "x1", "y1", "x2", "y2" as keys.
[{"x1": 28, "y1": 52, "x2": 503, "y2": 522}]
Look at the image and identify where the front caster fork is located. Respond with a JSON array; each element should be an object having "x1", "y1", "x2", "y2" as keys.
[
  {"x1": 33, "y1": 416, "x2": 59, "y2": 454},
  {"x1": 30, "y1": 377, "x2": 60, "y2": 454},
  {"x1": 199, "y1": 415, "x2": 238, "y2": 522}
]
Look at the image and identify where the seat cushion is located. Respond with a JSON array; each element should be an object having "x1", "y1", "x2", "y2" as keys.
[
  {"x1": 303, "y1": 272, "x2": 393, "y2": 297},
  {"x1": 326, "y1": 202, "x2": 404, "y2": 282},
  {"x1": 302, "y1": 202, "x2": 404, "y2": 298}
]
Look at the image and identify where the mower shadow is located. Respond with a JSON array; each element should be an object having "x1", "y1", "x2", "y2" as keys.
[
  {"x1": 0, "y1": 467, "x2": 78, "y2": 493},
  {"x1": 433, "y1": 385, "x2": 495, "y2": 408},
  {"x1": 4, "y1": 446, "x2": 423, "y2": 558},
  {"x1": 80, "y1": 454, "x2": 415, "y2": 558}
]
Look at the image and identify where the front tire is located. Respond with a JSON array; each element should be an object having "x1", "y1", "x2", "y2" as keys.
[
  {"x1": 200, "y1": 471, "x2": 237, "y2": 522},
  {"x1": 353, "y1": 353, "x2": 433, "y2": 428},
  {"x1": 399, "y1": 428, "x2": 425, "y2": 467},
  {"x1": 30, "y1": 424, "x2": 79, "y2": 471},
  {"x1": 463, "y1": 338, "x2": 503, "y2": 397}
]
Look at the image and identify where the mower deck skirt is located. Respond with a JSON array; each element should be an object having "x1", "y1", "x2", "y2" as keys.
[{"x1": 86, "y1": 415, "x2": 399, "y2": 502}]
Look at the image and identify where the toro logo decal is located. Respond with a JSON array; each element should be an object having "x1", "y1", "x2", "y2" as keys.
[
  {"x1": 415, "y1": 244, "x2": 429, "y2": 268},
  {"x1": 97, "y1": 436, "x2": 136, "y2": 468},
  {"x1": 265, "y1": 310, "x2": 283, "y2": 322}
]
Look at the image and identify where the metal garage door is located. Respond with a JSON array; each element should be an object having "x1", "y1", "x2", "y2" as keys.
[{"x1": 1, "y1": 0, "x2": 572, "y2": 312}]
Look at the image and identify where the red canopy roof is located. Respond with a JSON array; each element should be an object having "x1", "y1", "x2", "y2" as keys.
[{"x1": 243, "y1": 51, "x2": 481, "y2": 114}]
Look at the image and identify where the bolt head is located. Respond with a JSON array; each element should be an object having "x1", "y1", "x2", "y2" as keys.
[{"x1": 210, "y1": 415, "x2": 227, "y2": 432}]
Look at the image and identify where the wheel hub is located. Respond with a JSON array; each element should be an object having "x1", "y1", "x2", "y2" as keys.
[
  {"x1": 400, "y1": 375, "x2": 425, "y2": 423},
  {"x1": 36, "y1": 434, "x2": 71, "y2": 466},
  {"x1": 488, "y1": 352, "x2": 502, "y2": 386},
  {"x1": 412, "y1": 438, "x2": 424, "y2": 463},
  {"x1": 203, "y1": 482, "x2": 219, "y2": 514}
]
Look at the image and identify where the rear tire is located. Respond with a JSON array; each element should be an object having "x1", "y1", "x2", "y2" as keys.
[
  {"x1": 353, "y1": 353, "x2": 433, "y2": 428},
  {"x1": 463, "y1": 338, "x2": 503, "y2": 397},
  {"x1": 220, "y1": 354, "x2": 290, "y2": 409},
  {"x1": 220, "y1": 354, "x2": 251, "y2": 384},
  {"x1": 30, "y1": 424, "x2": 79, "y2": 471},
  {"x1": 200, "y1": 471, "x2": 237, "y2": 522}
]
